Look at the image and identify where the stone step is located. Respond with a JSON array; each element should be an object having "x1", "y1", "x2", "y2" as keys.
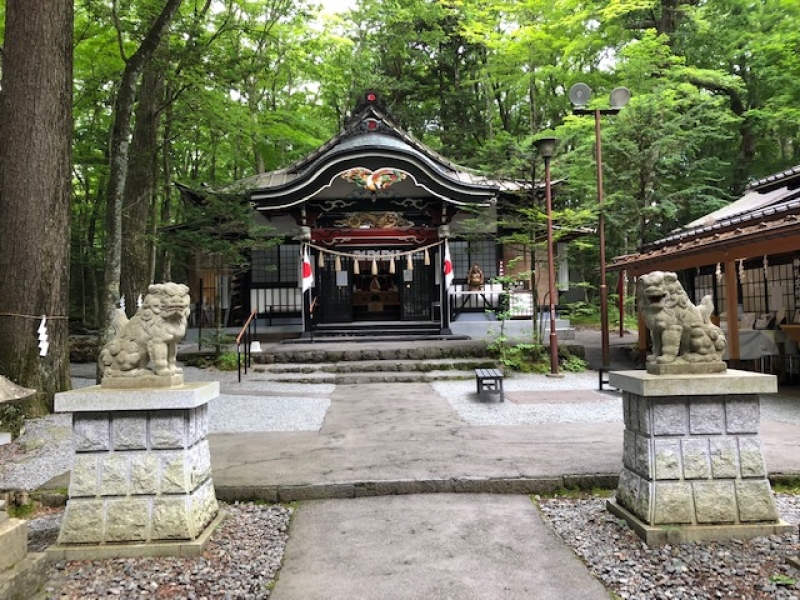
[
  {"x1": 244, "y1": 369, "x2": 477, "y2": 385},
  {"x1": 255, "y1": 341, "x2": 490, "y2": 364},
  {"x1": 252, "y1": 357, "x2": 496, "y2": 375}
]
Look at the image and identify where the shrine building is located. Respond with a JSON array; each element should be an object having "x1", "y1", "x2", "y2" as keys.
[{"x1": 177, "y1": 92, "x2": 578, "y2": 339}]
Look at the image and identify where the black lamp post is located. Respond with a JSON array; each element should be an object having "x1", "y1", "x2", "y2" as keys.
[
  {"x1": 569, "y1": 83, "x2": 630, "y2": 372},
  {"x1": 533, "y1": 136, "x2": 561, "y2": 378}
]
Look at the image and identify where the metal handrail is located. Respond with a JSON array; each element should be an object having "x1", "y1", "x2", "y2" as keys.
[{"x1": 236, "y1": 309, "x2": 258, "y2": 383}]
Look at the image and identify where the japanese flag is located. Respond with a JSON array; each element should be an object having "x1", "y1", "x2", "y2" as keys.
[
  {"x1": 443, "y1": 240, "x2": 454, "y2": 289},
  {"x1": 301, "y1": 245, "x2": 314, "y2": 292}
]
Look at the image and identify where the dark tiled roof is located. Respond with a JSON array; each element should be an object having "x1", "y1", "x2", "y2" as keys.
[{"x1": 610, "y1": 163, "x2": 800, "y2": 270}]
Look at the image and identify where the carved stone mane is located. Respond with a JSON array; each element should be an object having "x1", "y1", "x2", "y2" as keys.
[
  {"x1": 637, "y1": 271, "x2": 727, "y2": 375},
  {"x1": 98, "y1": 282, "x2": 191, "y2": 388}
]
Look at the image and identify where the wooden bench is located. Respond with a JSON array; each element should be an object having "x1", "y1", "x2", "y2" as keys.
[{"x1": 475, "y1": 368, "x2": 504, "y2": 402}]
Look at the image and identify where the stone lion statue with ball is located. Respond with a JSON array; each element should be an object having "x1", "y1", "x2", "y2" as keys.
[
  {"x1": 99, "y1": 282, "x2": 191, "y2": 386},
  {"x1": 637, "y1": 271, "x2": 726, "y2": 374}
]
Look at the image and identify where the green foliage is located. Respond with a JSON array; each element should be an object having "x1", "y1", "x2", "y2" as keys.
[
  {"x1": 488, "y1": 341, "x2": 544, "y2": 373},
  {"x1": 199, "y1": 327, "x2": 236, "y2": 357},
  {"x1": 769, "y1": 574, "x2": 797, "y2": 586},
  {"x1": 560, "y1": 352, "x2": 587, "y2": 373},
  {"x1": 215, "y1": 352, "x2": 239, "y2": 371},
  {"x1": 63, "y1": 0, "x2": 800, "y2": 333},
  {"x1": 8, "y1": 500, "x2": 35, "y2": 520},
  {"x1": 0, "y1": 404, "x2": 25, "y2": 439}
]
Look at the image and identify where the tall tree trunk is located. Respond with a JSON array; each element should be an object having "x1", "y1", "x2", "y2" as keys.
[
  {"x1": 0, "y1": 0, "x2": 73, "y2": 414},
  {"x1": 157, "y1": 93, "x2": 175, "y2": 282},
  {"x1": 120, "y1": 63, "x2": 164, "y2": 312},
  {"x1": 101, "y1": 0, "x2": 184, "y2": 337}
]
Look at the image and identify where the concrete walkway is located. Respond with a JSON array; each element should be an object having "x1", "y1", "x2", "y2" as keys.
[
  {"x1": 271, "y1": 494, "x2": 610, "y2": 600},
  {"x1": 204, "y1": 377, "x2": 800, "y2": 599},
  {"x1": 50, "y1": 329, "x2": 800, "y2": 600}
]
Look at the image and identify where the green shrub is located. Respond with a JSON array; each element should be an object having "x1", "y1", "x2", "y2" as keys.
[
  {"x1": 215, "y1": 352, "x2": 239, "y2": 371},
  {"x1": 0, "y1": 403, "x2": 25, "y2": 439},
  {"x1": 560, "y1": 353, "x2": 587, "y2": 372}
]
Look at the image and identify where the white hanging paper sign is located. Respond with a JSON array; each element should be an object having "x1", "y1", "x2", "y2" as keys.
[
  {"x1": 137, "y1": 294, "x2": 143, "y2": 308},
  {"x1": 119, "y1": 295, "x2": 126, "y2": 312},
  {"x1": 38, "y1": 315, "x2": 49, "y2": 357}
]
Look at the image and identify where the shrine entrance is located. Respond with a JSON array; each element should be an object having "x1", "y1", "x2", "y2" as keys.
[{"x1": 315, "y1": 249, "x2": 437, "y2": 324}]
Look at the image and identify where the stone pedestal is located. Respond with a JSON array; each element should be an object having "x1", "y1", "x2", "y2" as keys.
[
  {"x1": 607, "y1": 369, "x2": 793, "y2": 544},
  {"x1": 0, "y1": 501, "x2": 50, "y2": 599},
  {"x1": 0, "y1": 512, "x2": 27, "y2": 572},
  {"x1": 50, "y1": 382, "x2": 221, "y2": 559}
]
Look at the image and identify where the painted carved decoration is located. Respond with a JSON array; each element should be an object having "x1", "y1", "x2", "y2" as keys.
[
  {"x1": 334, "y1": 211, "x2": 414, "y2": 229},
  {"x1": 340, "y1": 168, "x2": 407, "y2": 191}
]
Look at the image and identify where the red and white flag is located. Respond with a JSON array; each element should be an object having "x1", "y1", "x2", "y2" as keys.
[
  {"x1": 301, "y1": 245, "x2": 314, "y2": 292},
  {"x1": 443, "y1": 241, "x2": 454, "y2": 289}
]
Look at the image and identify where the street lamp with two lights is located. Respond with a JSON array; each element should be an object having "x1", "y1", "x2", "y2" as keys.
[{"x1": 569, "y1": 83, "x2": 630, "y2": 377}]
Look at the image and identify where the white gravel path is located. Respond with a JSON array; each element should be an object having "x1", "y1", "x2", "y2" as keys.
[
  {"x1": 209, "y1": 394, "x2": 329, "y2": 433},
  {"x1": 1, "y1": 366, "x2": 334, "y2": 492},
  {"x1": 432, "y1": 370, "x2": 620, "y2": 426}
]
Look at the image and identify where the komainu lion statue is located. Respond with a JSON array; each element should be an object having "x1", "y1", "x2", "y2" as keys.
[
  {"x1": 99, "y1": 282, "x2": 191, "y2": 383},
  {"x1": 638, "y1": 271, "x2": 726, "y2": 371}
]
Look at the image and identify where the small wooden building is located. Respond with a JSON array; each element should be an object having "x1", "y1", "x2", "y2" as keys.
[{"x1": 610, "y1": 164, "x2": 800, "y2": 370}]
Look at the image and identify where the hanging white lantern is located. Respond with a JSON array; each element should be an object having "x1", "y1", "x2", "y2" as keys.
[
  {"x1": 335, "y1": 255, "x2": 342, "y2": 272},
  {"x1": 354, "y1": 260, "x2": 360, "y2": 275},
  {"x1": 371, "y1": 258, "x2": 378, "y2": 275},
  {"x1": 406, "y1": 254, "x2": 413, "y2": 271},
  {"x1": 424, "y1": 249, "x2": 430, "y2": 266},
  {"x1": 318, "y1": 250, "x2": 325, "y2": 268},
  {"x1": 389, "y1": 258, "x2": 396, "y2": 274},
  {"x1": 715, "y1": 263, "x2": 722, "y2": 282}
]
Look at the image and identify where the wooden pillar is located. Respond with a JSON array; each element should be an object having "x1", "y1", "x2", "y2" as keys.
[{"x1": 724, "y1": 259, "x2": 740, "y2": 360}]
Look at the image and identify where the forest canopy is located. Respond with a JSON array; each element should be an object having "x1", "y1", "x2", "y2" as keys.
[{"x1": 3, "y1": 0, "x2": 799, "y2": 326}]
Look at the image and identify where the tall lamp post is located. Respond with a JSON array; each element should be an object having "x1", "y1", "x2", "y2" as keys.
[
  {"x1": 533, "y1": 136, "x2": 561, "y2": 378},
  {"x1": 569, "y1": 83, "x2": 630, "y2": 372}
]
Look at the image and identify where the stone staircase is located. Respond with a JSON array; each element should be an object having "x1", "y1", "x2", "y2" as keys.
[{"x1": 250, "y1": 340, "x2": 500, "y2": 384}]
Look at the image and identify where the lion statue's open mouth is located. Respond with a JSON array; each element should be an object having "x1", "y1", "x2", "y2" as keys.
[
  {"x1": 99, "y1": 282, "x2": 191, "y2": 382},
  {"x1": 637, "y1": 271, "x2": 726, "y2": 368}
]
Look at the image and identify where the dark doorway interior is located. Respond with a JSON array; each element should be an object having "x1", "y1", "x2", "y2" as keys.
[{"x1": 317, "y1": 251, "x2": 435, "y2": 323}]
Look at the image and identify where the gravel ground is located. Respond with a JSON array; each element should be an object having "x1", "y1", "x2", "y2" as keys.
[
  {"x1": 209, "y1": 394, "x2": 329, "y2": 433},
  {"x1": 38, "y1": 502, "x2": 292, "y2": 600},
  {"x1": 23, "y1": 494, "x2": 800, "y2": 599},
  {"x1": 432, "y1": 374, "x2": 622, "y2": 426},
  {"x1": 539, "y1": 494, "x2": 800, "y2": 600}
]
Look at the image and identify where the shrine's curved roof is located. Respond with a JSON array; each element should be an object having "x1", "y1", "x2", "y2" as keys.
[{"x1": 177, "y1": 92, "x2": 529, "y2": 211}]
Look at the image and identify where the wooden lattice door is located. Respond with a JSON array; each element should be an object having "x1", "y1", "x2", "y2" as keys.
[
  {"x1": 317, "y1": 254, "x2": 352, "y2": 323},
  {"x1": 400, "y1": 253, "x2": 434, "y2": 320}
]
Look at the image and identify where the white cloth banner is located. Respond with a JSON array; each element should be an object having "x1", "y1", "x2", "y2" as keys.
[
  {"x1": 443, "y1": 240, "x2": 454, "y2": 290},
  {"x1": 301, "y1": 245, "x2": 314, "y2": 292}
]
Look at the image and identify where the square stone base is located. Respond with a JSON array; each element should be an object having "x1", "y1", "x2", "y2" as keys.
[
  {"x1": 55, "y1": 383, "x2": 221, "y2": 550},
  {"x1": 0, "y1": 518, "x2": 27, "y2": 572},
  {"x1": 0, "y1": 552, "x2": 49, "y2": 600},
  {"x1": 48, "y1": 509, "x2": 226, "y2": 561},
  {"x1": 608, "y1": 499, "x2": 794, "y2": 545}
]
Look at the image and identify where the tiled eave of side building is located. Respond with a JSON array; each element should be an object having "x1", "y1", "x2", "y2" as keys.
[{"x1": 610, "y1": 164, "x2": 800, "y2": 275}]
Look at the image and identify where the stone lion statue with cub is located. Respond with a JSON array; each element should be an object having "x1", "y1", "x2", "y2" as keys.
[
  {"x1": 99, "y1": 282, "x2": 191, "y2": 383},
  {"x1": 637, "y1": 271, "x2": 726, "y2": 371}
]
